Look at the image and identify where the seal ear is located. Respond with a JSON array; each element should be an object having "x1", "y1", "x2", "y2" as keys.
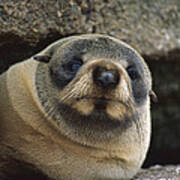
[
  {"x1": 33, "y1": 36, "x2": 79, "y2": 63},
  {"x1": 33, "y1": 46, "x2": 55, "y2": 63},
  {"x1": 33, "y1": 55, "x2": 51, "y2": 63},
  {"x1": 149, "y1": 90, "x2": 158, "y2": 103}
]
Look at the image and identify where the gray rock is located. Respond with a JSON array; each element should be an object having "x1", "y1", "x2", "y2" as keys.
[
  {"x1": 134, "y1": 165, "x2": 180, "y2": 179},
  {"x1": 0, "y1": 0, "x2": 180, "y2": 59}
]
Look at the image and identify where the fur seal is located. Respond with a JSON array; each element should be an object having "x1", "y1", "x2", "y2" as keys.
[{"x1": 0, "y1": 34, "x2": 154, "y2": 180}]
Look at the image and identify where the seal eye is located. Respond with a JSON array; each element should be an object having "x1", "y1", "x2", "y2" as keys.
[
  {"x1": 66, "y1": 61, "x2": 82, "y2": 73},
  {"x1": 62, "y1": 57, "x2": 83, "y2": 79},
  {"x1": 127, "y1": 66, "x2": 139, "y2": 80},
  {"x1": 52, "y1": 57, "x2": 83, "y2": 88}
]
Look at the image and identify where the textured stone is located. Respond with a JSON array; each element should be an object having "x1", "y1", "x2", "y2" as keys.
[
  {"x1": 134, "y1": 165, "x2": 180, "y2": 180},
  {"x1": 0, "y1": 0, "x2": 180, "y2": 68}
]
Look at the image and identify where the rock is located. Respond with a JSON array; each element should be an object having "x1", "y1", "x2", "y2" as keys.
[
  {"x1": 0, "y1": 0, "x2": 180, "y2": 54},
  {"x1": 0, "y1": 0, "x2": 180, "y2": 173},
  {"x1": 0, "y1": 0, "x2": 180, "y2": 71},
  {"x1": 134, "y1": 165, "x2": 180, "y2": 180}
]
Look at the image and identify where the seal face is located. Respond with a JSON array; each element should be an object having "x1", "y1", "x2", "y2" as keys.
[{"x1": 35, "y1": 34, "x2": 151, "y2": 148}]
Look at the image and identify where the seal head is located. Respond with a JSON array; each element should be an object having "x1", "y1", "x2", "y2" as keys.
[{"x1": 34, "y1": 34, "x2": 151, "y2": 148}]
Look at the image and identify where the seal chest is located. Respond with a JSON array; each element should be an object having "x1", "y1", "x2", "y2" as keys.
[{"x1": 0, "y1": 34, "x2": 153, "y2": 180}]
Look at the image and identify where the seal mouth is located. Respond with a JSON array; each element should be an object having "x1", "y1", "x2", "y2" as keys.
[
  {"x1": 72, "y1": 96, "x2": 132, "y2": 117},
  {"x1": 77, "y1": 96, "x2": 129, "y2": 108},
  {"x1": 77, "y1": 96, "x2": 123, "y2": 104}
]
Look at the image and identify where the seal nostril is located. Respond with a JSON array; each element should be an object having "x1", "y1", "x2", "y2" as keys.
[
  {"x1": 93, "y1": 67, "x2": 120, "y2": 88},
  {"x1": 98, "y1": 72, "x2": 115, "y2": 87}
]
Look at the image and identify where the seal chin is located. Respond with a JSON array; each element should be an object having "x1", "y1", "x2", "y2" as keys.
[{"x1": 56, "y1": 100, "x2": 136, "y2": 145}]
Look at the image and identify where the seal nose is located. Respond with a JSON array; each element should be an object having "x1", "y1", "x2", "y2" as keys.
[{"x1": 93, "y1": 67, "x2": 120, "y2": 88}]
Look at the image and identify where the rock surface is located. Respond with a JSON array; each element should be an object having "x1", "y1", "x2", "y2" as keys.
[
  {"x1": 0, "y1": 0, "x2": 180, "y2": 71},
  {"x1": 134, "y1": 165, "x2": 180, "y2": 180},
  {"x1": 0, "y1": 0, "x2": 180, "y2": 178},
  {"x1": 0, "y1": 0, "x2": 180, "y2": 55}
]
